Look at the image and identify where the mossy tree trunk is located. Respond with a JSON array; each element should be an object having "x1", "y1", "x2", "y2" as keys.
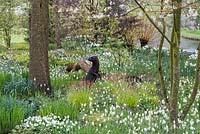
[
  {"x1": 170, "y1": 1, "x2": 181, "y2": 132},
  {"x1": 158, "y1": 0, "x2": 169, "y2": 109},
  {"x1": 29, "y1": 0, "x2": 53, "y2": 96}
]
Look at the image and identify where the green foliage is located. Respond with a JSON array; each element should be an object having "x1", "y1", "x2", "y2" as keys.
[
  {"x1": 38, "y1": 98, "x2": 78, "y2": 119},
  {"x1": 137, "y1": 82, "x2": 158, "y2": 94},
  {"x1": 0, "y1": 107, "x2": 24, "y2": 133},
  {"x1": 12, "y1": 54, "x2": 29, "y2": 65},
  {"x1": 51, "y1": 77, "x2": 72, "y2": 89},
  {"x1": 181, "y1": 29, "x2": 200, "y2": 40},
  {"x1": 0, "y1": 72, "x2": 12, "y2": 93},
  {"x1": 0, "y1": 0, "x2": 24, "y2": 47},
  {"x1": 62, "y1": 39, "x2": 87, "y2": 51},
  {"x1": 1, "y1": 32, "x2": 200, "y2": 133},
  {"x1": 51, "y1": 59, "x2": 74, "y2": 66},
  {"x1": 137, "y1": 82, "x2": 160, "y2": 110},
  {"x1": 117, "y1": 89, "x2": 139, "y2": 108},
  {"x1": 67, "y1": 90, "x2": 93, "y2": 109},
  {"x1": 11, "y1": 34, "x2": 27, "y2": 44},
  {"x1": 0, "y1": 96, "x2": 25, "y2": 133},
  {"x1": 72, "y1": 122, "x2": 130, "y2": 134},
  {"x1": 48, "y1": 43, "x2": 57, "y2": 50},
  {"x1": 3, "y1": 78, "x2": 36, "y2": 98},
  {"x1": 0, "y1": 45, "x2": 6, "y2": 52},
  {"x1": 12, "y1": 43, "x2": 29, "y2": 50},
  {"x1": 20, "y1": 98, "x2": 41, "y2": 118}
]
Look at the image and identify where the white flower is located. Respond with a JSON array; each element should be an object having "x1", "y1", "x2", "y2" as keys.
[
  {"x1": 138, "y1": 12, "x2": 143, "y2": 17},
  {"x1": 151, "y1": 16, "x2": 156, "y2": 21},
  {"x1": 158, "y1": 21, "x2": 162, "y2": 26},
  {"x1": 165, "y1": 0, "x2": 169, "y2": 4},
  {"x1": 58, "y1": 8, "x2": 62, "y2": 13},
  {"x1": 93, "y1": 13, "x2": 104, "y2": 19}
]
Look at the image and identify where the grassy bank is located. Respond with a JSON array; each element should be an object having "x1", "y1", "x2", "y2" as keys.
[{"x1": 181, "y1": 29, "x2": 200, "y2": 40}]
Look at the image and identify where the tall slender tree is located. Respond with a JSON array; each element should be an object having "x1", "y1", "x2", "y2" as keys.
[
  {"x1": 29, "y1": 0, "x2": 53, "y2": 96},
  {"x1": 134, "y1": 0, "x2": 200, "y2": 133}
]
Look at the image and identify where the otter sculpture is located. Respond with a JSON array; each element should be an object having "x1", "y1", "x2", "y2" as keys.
[{"x1": 85, "y1": 56, "x2": 101, "y2": 83}]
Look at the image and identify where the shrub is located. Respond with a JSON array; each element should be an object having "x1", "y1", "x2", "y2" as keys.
[
  {"x1": 67, "y1": 90, "x2": 93, "y2": 109},
  {"x1": 117, "y1": 89, "x2": 139, "y2": 108},
  {"x1": 20, "y1": 98, "x2": 41, "y2": 118},
  {"x1": 3, "y1": 78, "x2": 36, "y2": 98},
  {"x1": 37, "y1": 98, "x2": 78, "y2": 119}
]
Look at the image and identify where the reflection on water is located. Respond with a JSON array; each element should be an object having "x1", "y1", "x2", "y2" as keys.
[
  {"x1": 149, "y1": 31, "x2": 199, "y2": 53},
  {"x1": 179, "y1": 38, "x2": 199, "y2": 52}
]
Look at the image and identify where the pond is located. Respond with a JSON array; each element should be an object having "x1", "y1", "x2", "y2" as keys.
[
  {"x1": 149, "y1": 31, "x2": 199, "y2": 53},
  {"x1": 179, "y1": 37, "x2": 199, "y2": 52}
]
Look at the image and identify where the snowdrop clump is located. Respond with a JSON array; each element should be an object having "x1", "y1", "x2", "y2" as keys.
[
  {"x1": 1, "y1": 43, "x2": 200, "y2": 134},
  {"x1": 12, "y1": 114, "x2": 78, "y2": 133}
]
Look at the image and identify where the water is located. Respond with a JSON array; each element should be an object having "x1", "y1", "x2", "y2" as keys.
[
  {"x1": 179, "y1": 37, "x2": 199, "y2": 52},
  {"x1": 149, "y1": 31, "x2": 199, "y2": 53}
]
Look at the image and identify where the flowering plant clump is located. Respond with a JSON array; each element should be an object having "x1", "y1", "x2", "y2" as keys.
[
  {"x1": 11, "y1": 114, "x2": 78, "y2": 134},
  {"x1": 1, "y1": 37, "x2": 200, "y2": 134}
]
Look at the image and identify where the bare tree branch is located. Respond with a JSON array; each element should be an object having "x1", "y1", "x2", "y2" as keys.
[
  {"x1": 180, "y1": 45, "x2": 200, "y2": 120},
  {"x1": 134, "y1": 0, "x2": 173, "y2": 46}
]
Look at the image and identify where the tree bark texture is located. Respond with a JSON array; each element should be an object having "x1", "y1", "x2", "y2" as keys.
[
  {"x1": 29, "y1": 0, "x2": 53, "y2": 96},
  {"x1": 170, "y1": 0, "x2": 182, "y2": 132},
  {"x1": 158, "y1": 0, "x2": 169, "y2": 109}
]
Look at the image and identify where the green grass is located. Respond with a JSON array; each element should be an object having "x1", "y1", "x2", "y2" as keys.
[
  {"x1": 67, "y1": 89, "x2": 93, "y2": 109},
  {"x1": 0, "y1": 34, "x2": 27, "y2": 47},
  {"x1": 181, "y1": 29, "x2": 200, "y2": 40},
  {"x1": 11, "y1": 34, "x2": 27, "y2": 44},
  {"x1": 0, "y1": 37, "x2": 199, "y2": 133},
  {"x1": 11, "y1": 43, "x2": 29, "y2": 50},
  {"x1": 117, "y1": 89, "x2": 139, "y2": 108},
  {"x1": 0, "y1": 96, "x2": 25, "y2": 133},
  {"x1": 37, "y1": 97, "x2": 79, "y2": 119}
]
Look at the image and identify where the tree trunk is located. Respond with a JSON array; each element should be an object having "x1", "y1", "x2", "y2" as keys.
[
  {"x1": 158, "y1": 0, "x2": 169, "y2": 109},
  {"x1": 54, "y1": 0, "x2": 61, "y2": 49},
  {"x1": 29, "y1": 0, "x2": 53, "y2": 96},
  {"x1": 4, "y1": 28, "x2": 11, "y2": 48},
  {"x1": 170, "y1": 0, "x2": 182, "y2": 133},
  {"x1": 135, "y1": 0, "x2": 199, "y2": 133}
]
